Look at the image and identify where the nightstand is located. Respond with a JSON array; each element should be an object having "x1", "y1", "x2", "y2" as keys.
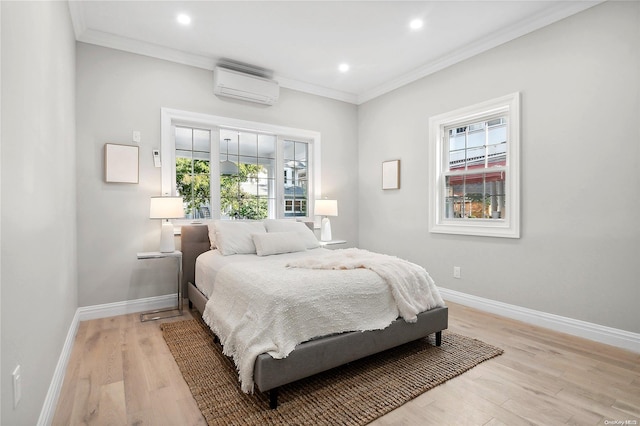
[
  {"x1": 137, "y1": 251, "x2": 183, "y2": 322},
  {"x1": 318, "y1": 239, "x2": 347, "y2": 247}
]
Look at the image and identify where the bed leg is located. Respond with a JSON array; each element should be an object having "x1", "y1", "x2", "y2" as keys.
[
  {"x1": 436, "y1": 331, "x2": 442, "y2": 346},
  {"x1": 269, "y1": 388, "x2": 279, "y2": 409}
]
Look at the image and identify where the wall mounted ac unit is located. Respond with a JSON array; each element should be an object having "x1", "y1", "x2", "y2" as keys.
[{"x1": 214, "y1": 67, "x2": 279, "y2": 105}]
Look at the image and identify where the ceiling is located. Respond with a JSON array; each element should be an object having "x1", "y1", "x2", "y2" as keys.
[{"x1": 68, "y1": 1, "x2": 601, "y2": 104}]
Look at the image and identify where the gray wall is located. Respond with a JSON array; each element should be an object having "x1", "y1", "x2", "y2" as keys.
[
  {"x1": 76, "y1": 43, "x2": 359, "y2": 307},
  {"x1": 358, "y1": 1, "x2": 640, "y2": 333},
  {"x1": 1, "y1": 2, "x2": 77, "y2": 425}
]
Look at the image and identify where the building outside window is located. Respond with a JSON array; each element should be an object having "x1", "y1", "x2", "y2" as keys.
[{"x1": 445, "y1": 118, "x2": 506, "y2": 220}]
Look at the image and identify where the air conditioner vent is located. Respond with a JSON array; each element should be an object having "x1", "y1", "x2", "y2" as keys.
[{"x1": 214, "y1": 67, "x2": 279, "y2": 106}]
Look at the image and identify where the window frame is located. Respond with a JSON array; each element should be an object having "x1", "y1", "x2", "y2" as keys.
[
  {"x1": 160, "y1": 108, "x2": 322, "y2": 226},
  {"x1": 428, "y1": 93, "x2": 521, "y2": 238}
]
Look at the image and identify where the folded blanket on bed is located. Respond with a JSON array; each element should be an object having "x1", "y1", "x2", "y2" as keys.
[
  {"x1": 202, "y1": 249, "x2": 445, "y2": 393},
  {"x1": 287, "y1": 248, "x2": 445, "y2": 322}
]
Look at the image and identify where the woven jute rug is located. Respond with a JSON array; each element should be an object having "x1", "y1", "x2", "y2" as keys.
[{"x1": 161, "y1": 318, "x2": 503, "y2": 426}]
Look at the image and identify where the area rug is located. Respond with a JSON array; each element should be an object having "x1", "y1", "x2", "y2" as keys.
[{"x1": 161, "y1": 318, "x2": 503, "y2": 425}]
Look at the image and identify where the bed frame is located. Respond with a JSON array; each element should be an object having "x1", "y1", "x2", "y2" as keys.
[{"x1": 181, "y1": 224, "x2": 448, "y2": 409}]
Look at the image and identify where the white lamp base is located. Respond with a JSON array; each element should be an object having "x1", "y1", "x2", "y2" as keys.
[
  {"x1": 320, "y1": 217, "x2": 332, "y2": 241},
  {"x1": 159, "y1": 220, "x2": 176, "y2": 253}
]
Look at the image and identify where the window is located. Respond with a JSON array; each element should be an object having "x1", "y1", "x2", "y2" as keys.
[
  {"x1": 428, "y1": 93, "x2": 520, "y2": 238},
  {"x1": 161, "y1": 108, "x2": 321, "y2": 224},
  {"x1": 175, "y1": 126, "x2": 211, "y2": 219}
]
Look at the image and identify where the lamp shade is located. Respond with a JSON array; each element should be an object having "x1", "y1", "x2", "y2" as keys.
[
  {"x1": 149, "y1": 196, "x2": 184, "y2": 219},
  {"x1": 314, "y1": 199, "x2": 338, "y2": 217},
  {"x1": 219, "y1": 159, "x2": 238, "y2": 176}
]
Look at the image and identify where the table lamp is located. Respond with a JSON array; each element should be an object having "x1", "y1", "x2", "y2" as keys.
[
  {"x1": 314, "y1": 199, "x2": 338, "y2": 241},
  {"x1": 150, "y1": 196, "x2": 184, "y2": 252}
]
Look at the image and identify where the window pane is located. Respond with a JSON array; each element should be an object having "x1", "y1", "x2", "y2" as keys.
[
  {"x1": 445, "y1": 172, "x2": 506, "y2": 219},
  {"x1": 283, "y1": 140, "x2": 295, "y2": 161},
  {"x1": 258, "y1": 134, "x2": 276, "y2": 159},
  {"x1": 175, "y1": 127, "x2": 192, "y2": 151},
  {"x1": 176, "y1": 127, "x2": 211, "y2": 220},
  {"x1": 239, "y1": 155, "x2": 258, "y2": 167},
  {"x1": 447, "y1": 116, "x2": 507, "y2": 171},
  {"x1": 283, "y1": 139, "x2": 309, "y2": 218},
  {"x1": 176, "y1": 150, "x2": 193, "y2": 160},
  {"x1": 258, "y1": 177, "x2": 274, "y2": 197},
  {"x1": 238, "y1": 133, "x2": 257, "y2": 157},
  {"x1": 297, "y1": 179, "x2": 308, "y2": 198},
  {"x1": 220, "y1": 131, "x2": 279, "y2": 219},
  {"x1": 259, "y1": 157, "x2": 275, "y2": 175},
  {"x1": 467, "y1": 125, "x2": 485, "y2": 149},
  {"x1": 466, "y1": 146, "x2": 485, "y2": 165},
  {"x1": 236, "y1": 197, "x2": 267, "y2": 220},
  {"x1": 193, "y1": 129, "x2": 210, "y2": 153}
]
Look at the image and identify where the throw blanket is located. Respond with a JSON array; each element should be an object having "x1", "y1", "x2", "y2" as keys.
[
  {"x1": 287, "y1": 248, "x2": 445, "y2": 322},
  {"x1": 202, "y1": 249, "x2": 445, "y2": 393}
]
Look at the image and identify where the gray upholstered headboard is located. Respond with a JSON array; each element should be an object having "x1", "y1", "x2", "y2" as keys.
[{"x1": 180, "y1": 225, "x2": 210, "y2": 293}]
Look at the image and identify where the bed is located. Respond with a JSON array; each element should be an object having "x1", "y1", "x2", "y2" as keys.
[{"x1": 181, "y1": 221, "x2": 448, "y2": 409}]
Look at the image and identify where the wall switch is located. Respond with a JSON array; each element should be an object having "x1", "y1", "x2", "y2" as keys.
[
  {"x1": 453, "y1": 266, "x2": 461, "y2": 279},
  {"x1": 132, "y1": 130, "x2": 141, "y2": 143},
  {"x1": 12, "y1": 365, "x2": 22, "y2": 408}
]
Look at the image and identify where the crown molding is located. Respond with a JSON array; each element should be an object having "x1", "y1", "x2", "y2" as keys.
[
  {"x1": 70, "y1": 0, "x2": 602, "y2": 106},
  {"x1": 357, "y1": 0, "x2": 603, "y2": 104},
  {"x1": 275, "y1": 75, "x2": 358, "y2": 105},
  {"x1": 77, "y1": 28, "x2": 216, "y2": 70}
]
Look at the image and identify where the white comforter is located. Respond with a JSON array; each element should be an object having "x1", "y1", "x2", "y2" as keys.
[{"x1": 202, "y1": 248, "x2": 445, "y2": 393}]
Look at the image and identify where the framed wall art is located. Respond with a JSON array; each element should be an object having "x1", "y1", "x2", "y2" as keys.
[
  {"x1": 104, "y1": 143, "x2": 139, "y2": 183},
  {"x1": 382, "y1": 159, "x2": 400, "y2": 190}
]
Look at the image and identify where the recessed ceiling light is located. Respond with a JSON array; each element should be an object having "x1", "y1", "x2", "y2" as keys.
[
  {"x1": 409, "y1": 19, "x2": 423, "y2": 30},
  {"x1": 338, "y1": 63, "x2": 350, "y2": 73},
  {"x1": 177, "y1": 14, "x2": 191, "y2": 25}
]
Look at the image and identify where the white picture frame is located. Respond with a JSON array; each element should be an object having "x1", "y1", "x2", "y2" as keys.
[
  {"x1": 382, "y1": 159, "x2": 400, "y2": 190},
  {"x1": 104, "y1": 143, "x2": 139, "y2": 184}
]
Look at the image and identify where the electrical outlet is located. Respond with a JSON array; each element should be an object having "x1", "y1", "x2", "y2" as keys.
[
  {"x1": 12, "y1": 365, "x2": 21, "y2": 408},
  {"x1": 453, "y1": 266, "x2": 461, "y2": 279}
]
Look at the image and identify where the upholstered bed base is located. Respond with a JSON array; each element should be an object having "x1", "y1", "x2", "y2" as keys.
[{"x1": 181, "y1": 224, "x2": 449, "y2": 409}]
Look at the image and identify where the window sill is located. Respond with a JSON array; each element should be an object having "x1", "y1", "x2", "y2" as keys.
[{"x1": 429, "y1": 219, "x2": 519, "y2": 238}]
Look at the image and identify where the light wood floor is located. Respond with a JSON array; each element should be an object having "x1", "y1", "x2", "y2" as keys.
[{"x1": 53, "y1": 302, "x2": 640, "y2": 425}]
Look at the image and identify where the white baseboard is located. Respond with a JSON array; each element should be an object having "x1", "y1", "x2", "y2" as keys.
[
  {"x1": 37, "y1": 294, "x2": 178, "y2": 425},
  {"x1": 77, "y1": 293, "x2": 178, "y2": 321},
  {"x1": 37, "y1": 310, "x2": 80, "y2": 426},
  {"x1": 439, "y1": 287, "x2": 640, "y2": 354}
]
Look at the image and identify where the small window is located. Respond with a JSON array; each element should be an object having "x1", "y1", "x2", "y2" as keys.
[{"x1": 428, "y1": 93, "x2": 520, "y2": 238}]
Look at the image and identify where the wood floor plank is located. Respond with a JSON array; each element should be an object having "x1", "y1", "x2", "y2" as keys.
[
  {"x1": 122, "y1": 325, "x2": 153, "y2": 415},
  {"x1": 53, "y1": 302, "x2": 640, "y2": 425}
]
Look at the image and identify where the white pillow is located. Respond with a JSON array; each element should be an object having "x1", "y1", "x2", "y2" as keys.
[
  {"x1": 263, "y1": 219, "x2": 320, "y2": 249},
  {"x1": 214, "y1": 220, "x2": 266, "y2": 255},
  {"x1": 205, "y1": 220, "x2": 217, "y2": 249},
  {"x1": 252, "y1": 232, "x2": 307, "y2": 256}
]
